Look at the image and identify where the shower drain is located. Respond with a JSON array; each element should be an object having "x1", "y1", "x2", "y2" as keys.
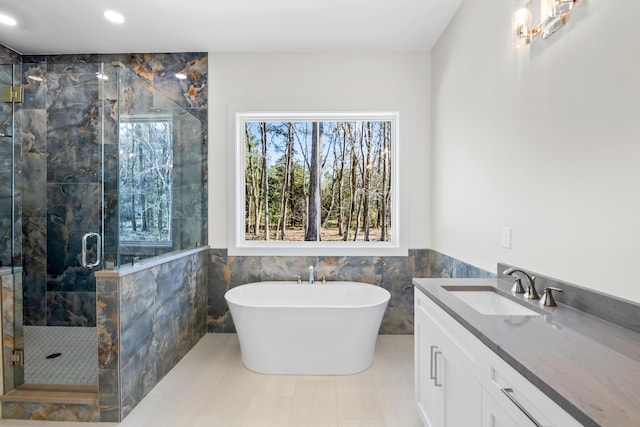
[{"x1": 45, "y1": 352, "x2": 62, "y2": 360}]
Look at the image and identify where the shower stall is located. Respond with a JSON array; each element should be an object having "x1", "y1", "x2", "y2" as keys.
[{"x1": 0, "y1": 56, "x2": 206, "y2": 414}]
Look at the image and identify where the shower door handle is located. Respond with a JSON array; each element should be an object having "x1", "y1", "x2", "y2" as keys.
[{"x1": 81, "y1": 232, "x2": 101, "y2": 269}]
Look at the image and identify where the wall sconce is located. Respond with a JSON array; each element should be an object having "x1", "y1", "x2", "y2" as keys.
[
  {"x1": 514, "y1": 2, "x2": 533, "y2": 48},
  {"x1": 514, "y1": 0, "x2": 578, "y2": 47}
]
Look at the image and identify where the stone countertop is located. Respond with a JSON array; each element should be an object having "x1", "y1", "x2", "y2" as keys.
[{"x1": 413, "y1": 277, "x2": 640, "y2": 427}]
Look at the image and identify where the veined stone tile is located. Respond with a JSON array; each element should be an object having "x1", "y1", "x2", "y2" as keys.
[
  {"x1": 316, "y1": 256, "x2": 375, "y2": 283},
  {"x1": 261, "y1": 256, "x2": 317, "y2": 282},
  {"x1": 120, "y1": 339, "x2": 156, "y2": 419},
  {"x1": 1, "y1": 401, "x2": 100, "y2": 422},
  {"x1": 228, "y1": 256, "x2": 262, "y2": 286},
  {"x1": 0, "y1": 44, "x2": 20, "y2": 64}
]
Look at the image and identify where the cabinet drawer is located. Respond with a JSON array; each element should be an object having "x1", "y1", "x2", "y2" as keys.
[{"x1": 484, "y1": 352, "x2": 582, "y2": 427}]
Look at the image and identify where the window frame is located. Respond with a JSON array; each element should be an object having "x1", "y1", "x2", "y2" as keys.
[{"x1": 228, "y1": 108, "x2": 406, "y2": 256}]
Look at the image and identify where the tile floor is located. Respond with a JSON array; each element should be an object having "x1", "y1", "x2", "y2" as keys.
[{"x1": 0, "y1": 333, "x2": 422, "y2": 427}]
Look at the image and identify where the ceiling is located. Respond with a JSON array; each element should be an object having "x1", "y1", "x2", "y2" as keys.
[{"x1": 0, "y1": 0, "x2": 462, "y2": 55}]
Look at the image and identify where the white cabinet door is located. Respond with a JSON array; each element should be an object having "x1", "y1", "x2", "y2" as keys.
[
  {"x1": 415, "y1": 306, "x2": 443, "y2": 427},
  {"x1": 442, "y1": 351, "x2": 481, "y2": 426},
  {"x1": 415, "y1": 290, "x2": 481, "y2": 427}
]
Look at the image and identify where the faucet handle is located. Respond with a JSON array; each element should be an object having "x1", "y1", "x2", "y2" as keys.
[
  {"x1": 540, "y1": 287, "x2": 563, "y2": 307},
  {"x1": 511, "y1": 277, "x2": 525, "y2": 294},
  {"x1": 292, "y1": 274, "x2": 302, "y2": 284}
]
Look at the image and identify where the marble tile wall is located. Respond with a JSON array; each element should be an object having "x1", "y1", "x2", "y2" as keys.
[
  {"x1": 17, "y1": 51, "x2": 207, "y2": 327},
  {"x1": 430, "y1": 250, "x2": 496, "y2": 280},
  {"x1": 0, "y1": 45, "x2": 20, "y2": 65},
  {"x1": 96, "y1": 248, "x2": 208, "y2": 422},
  {"x1": 207, "y1": 248, "x2": 493, "y2": 335},
  {"x1": 1, "y1": 270, "x2": 13, "y2": 394},
  {"x1": 1, "y1": 401, "x2": 100, "y2": 421}
]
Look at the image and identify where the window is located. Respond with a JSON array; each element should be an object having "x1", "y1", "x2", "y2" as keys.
[
  {"x1": 231, "y1": 111, "x2": 402, "y2": 255},
  {"x1": 119, "y1": 116, "x2": 173, "y2": 245}
]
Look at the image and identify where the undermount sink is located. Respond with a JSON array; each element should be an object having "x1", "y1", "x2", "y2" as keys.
[{"x1": 442, "y1": 285, "x2": 542, "y2": 316}]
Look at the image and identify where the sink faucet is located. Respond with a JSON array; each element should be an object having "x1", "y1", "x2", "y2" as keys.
[
  {"x1": 309, "y1": 266, "x2": 315, "y2": 284},
  {"x1": 503, "y1": 267, "x2": 539, "y2": 300}
]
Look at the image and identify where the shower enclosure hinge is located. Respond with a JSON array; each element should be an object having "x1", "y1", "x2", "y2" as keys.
[
  {"x1": 3, "y1": 85, "x2": 24, "y2": 103},
  {"x1": 10, "y1": 349, "x2": 24, "y2": 366}
]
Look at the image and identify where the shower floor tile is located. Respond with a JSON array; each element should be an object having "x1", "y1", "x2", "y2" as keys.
[{"x1": 23, "y1": 326, "x2": 97, "y2": 386}]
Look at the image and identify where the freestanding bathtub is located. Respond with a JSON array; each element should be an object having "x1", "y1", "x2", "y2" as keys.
[{"x1": 225, "y1": 281, "x2": 390, "y2": 375}]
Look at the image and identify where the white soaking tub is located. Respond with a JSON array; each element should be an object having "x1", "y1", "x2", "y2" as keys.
[{"x1": 224, "y1": 281, "x2": 390, "y2": 375}]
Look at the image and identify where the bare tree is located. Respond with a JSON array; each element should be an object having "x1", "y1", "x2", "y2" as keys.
[
  {"x1": 245, "y1": 125, "x2": 261, "y2": 236},
  {"x1": 277, "y1": 122, "x2": 295, "y2": 240},
  {"x1": 129, "y1": 126, "x2": 137, "y2": 232},
  {"x1": 305, "y1": 122, "x2": 321, "y2": 241},
  {"x1": 381, "y1": 121, "x2": 390, "y2": 241},
  {"x1": 139, "y1": 128, "x2": 148, "y2": 232},
  {"x1": 336, "y1": 127, "x2": 347, "y2": 236},
  {"x1": 259, "y1": 122, "x2": 269, "y2": 240},
  {"x1": 321, "y1": 127, "x2": 339, "y2": 229},
  {"x1": 344, "y1": 122, "x2": 358, "y2": 241},
  {"x1": 361, "y1": 122, "x2": 373, "y2": 241}
]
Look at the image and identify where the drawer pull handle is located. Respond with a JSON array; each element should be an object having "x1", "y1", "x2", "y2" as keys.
[
  {"x1": 433, "y1": 350, "x2": 442, "y2": 387},
  {"x1": 500, "y1": 387, "x2": 543, "y2": 427},
  {"x1": 429, "y1": 346, "x2": 437, "y2": 380}
]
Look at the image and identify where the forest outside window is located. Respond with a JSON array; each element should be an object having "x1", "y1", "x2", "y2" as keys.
[
  {"x1": 119, "y1": 116, "x2": 173, "y2": 245},
  {"x1": 232, "y1": 111, "x2": 400, "y2": 254}
]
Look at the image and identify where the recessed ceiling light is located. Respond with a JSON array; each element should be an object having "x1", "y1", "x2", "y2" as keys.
[
  {"x1": 175, "y1": 73, "x2": 187, "y2": 80},
  {"x1": 104, "y1": 10, "x2": 125, "y2": 24},
  {"x1": 0, "y1": 13, "x2": 17, "y2": 26}
]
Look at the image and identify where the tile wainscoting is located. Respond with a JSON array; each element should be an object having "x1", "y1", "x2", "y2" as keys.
[
  {"x1": 95, "y1": 247, "x2": 208, "y2": 422},
  {"x1": 207, "y1": 248, "x2": 494, "y2": 335}
]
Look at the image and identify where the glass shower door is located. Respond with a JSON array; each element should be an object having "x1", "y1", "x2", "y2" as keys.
[
  {"x1": 0, "y1": 63, "x2": 23, "y2": 392},
  {"x1": 14, "y1": 60, "x2": 109, "y2": 388}
]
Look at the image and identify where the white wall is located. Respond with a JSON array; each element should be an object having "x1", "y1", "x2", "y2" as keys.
[
  {"x1": 208, "y1": 53, "x2": 431, "y2": 252},
  {"x1": 431, "y1": 0, "x2": 640, "y2": 302}
]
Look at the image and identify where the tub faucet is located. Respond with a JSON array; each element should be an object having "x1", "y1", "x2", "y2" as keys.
[
  {"x1": 309, "y1": 266, "x2": 315, "y2": 284},
  {"x1": 503, "y1": 267, "x2": 539, "y2": 300}
]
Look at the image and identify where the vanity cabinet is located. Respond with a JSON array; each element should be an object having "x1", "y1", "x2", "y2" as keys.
[
  {"x1": 415, "y1": 288, "x2": 582, "y2": 427},
  {"x1": 415, "y1": 290, "x2": 481, "y2": 427}
]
